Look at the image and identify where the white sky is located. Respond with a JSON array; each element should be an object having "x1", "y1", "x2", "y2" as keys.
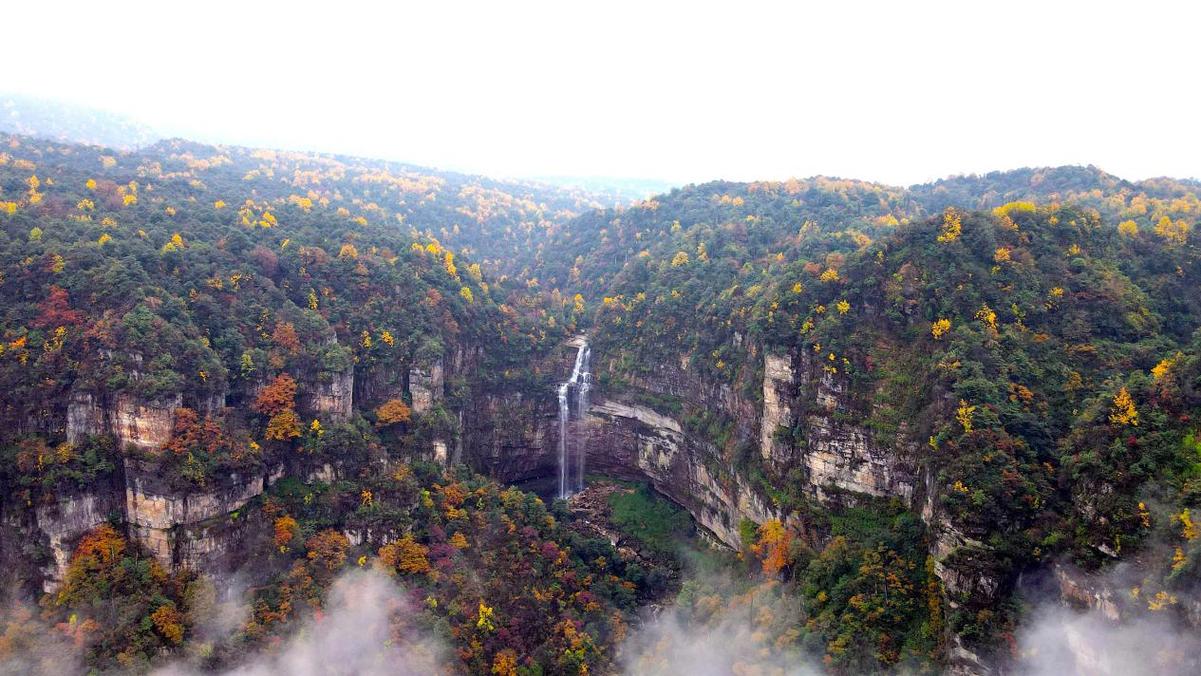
[{"x1": 3, "y1": 0, "x2": 1198, "y2": 186}]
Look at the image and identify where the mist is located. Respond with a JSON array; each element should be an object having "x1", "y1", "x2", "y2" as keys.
[
  {"x1": 3, "y1": 1, "x2": 1200, "y2": 184},
  {"x1": 617, "y1": 559, "x2": 821, "y2": 676},
  {"x1": 1016, "y1": 603, "x2": 1200, "y2": 676},
  {"x1": 157, "y1": 569, "x2": 446, "y2": 676}
]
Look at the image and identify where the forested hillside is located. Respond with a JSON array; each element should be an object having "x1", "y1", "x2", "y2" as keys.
[
  {"x1": 0, "y1": 132, "x2": 623, "y2": 671},
  {"x1": 2, "y1": 128, "x2": 1200, "y2": 674},
  {"x1": 571, "y1": 171, "x2": 1201, "y2": 670}
]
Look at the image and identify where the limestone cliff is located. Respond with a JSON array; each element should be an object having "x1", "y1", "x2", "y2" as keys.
[
  {"x1": 409, "y1": 358, "x2": 445, "y2": 415},
  {"x1": 66, "y1": 388, "x2": 180, "y2": 451},
  {"x1": 765, "y1": 349, "x2": 918, "y2": 501},
  {"x1": 123, "y1": 460, "x2": 271, "y2": 570},
  {"x1": 302, "y1": 368, "x2": 354, "y2": 422},
  {"x1": 584, "y1": 399, "x2": 775, "y2": 547}
]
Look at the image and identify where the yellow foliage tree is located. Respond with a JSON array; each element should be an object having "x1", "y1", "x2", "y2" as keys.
[
  {"x1": 265, "y1": 410, "x2": 302, "y2": 440},
  {"x1": 956, "y1": 400, "x2": 976, "y2": 433},
  {"x1": 931, "y1": 319, "x2": 952, "y2": 339},
  {"x1": 753, "y1": 519, "x2": 794, "y2": 577},
  {"x1": 477, "y1": 601, "x2": 496, "y2": 632},
  {"x1": 1152, "y1": 354, "x2": 1179, "y2": 382},
  {"x1": 379, "y1": 534, "x2": 431, "y2": 575},
  {"x1": 1180, "y1": 509, "x2": 1197, "y2": 541},
  {"x1": 1109, "y1": 387, "x2": 1139, "y2": 426},
  {"x1": 150, "y1": 604, "x2": 184, "y2": 644},
  {"x1": 492, "y1": 649, "x2": 519, "y2": 676},
  {"x1": 937, "y1": 209, "x2": 962, "y2": 243},
  {"x1": 975, "y1": 305, "x2": 997, "y2": 332},
  {"x1": 1154, "y1": 216, "x2": 1190, "y2": 245}
]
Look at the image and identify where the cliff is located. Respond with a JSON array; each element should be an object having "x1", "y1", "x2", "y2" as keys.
[{"x1": 584, "y1": 398, "x2": 775, "y2": 547}]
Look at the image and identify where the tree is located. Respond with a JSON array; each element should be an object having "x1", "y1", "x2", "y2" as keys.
[
  {"x1": 1154, "y1": 216, "x2": 1190, "y2": 245},
  {"x1": 376, "y1": 399, "x2": 412, "y2": 426},
  {"x1": 151, "y1": 603, "x2": 185, "y2": 644},
  {"x1": 492, "y1": 649, "x2": 519, "y2": 676},
  {"x1": 56, "y1": 525, "x2": 128, "y2": 607},
  {"x1": 956, "y1": 400, "x2": 976, "y2": 433},
  {"x1": 931, "y1": 319, "x2": 951, "y2": 339},
  {"x1": 274, "y1": 515, "x2": 299, "y2": 551},
  {"x1": 754, "y1": 519, "x2": 794, "y2": 576},
  {"x1": 379, "y1": 534, "x2": 430, "y2": 575},
  {"x1": 305, "y1": 530, "x2": 350, "y2": 572},
  {"x1": 254, "y1": 374, "x2": 298, "y2": 416},
  {"x1": 33, "y1": 286, "x2": 84, "y2": 328},
  {"x1": 1109, "y1": 387, "x2": 1138, "y2": 426},
  {"x1": 937, "y1": 209, "x2": 962, "y2": 243},
  {"x1": 271, "y1": 321, "x2": 301, "y2": 353},
  {"x1": 266, "y1": 410, "x2": 302, "y2": 440}
]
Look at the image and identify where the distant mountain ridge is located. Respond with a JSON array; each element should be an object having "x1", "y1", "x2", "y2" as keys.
[{"x1": 0, "y1": 94, "x2": 162, "y2": 150}]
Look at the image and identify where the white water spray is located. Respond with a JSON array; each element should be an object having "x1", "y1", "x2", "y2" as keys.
[{"x1": 557, "y1": 338, "x2": 590, "y2": 499}]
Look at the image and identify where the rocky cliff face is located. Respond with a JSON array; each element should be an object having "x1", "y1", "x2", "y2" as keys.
[
  {"x1": 761, "y1": 350, "x2": 918, "y2": 501},
  {"x1": 584, "y1": 398, "x2": 775, "y2": 547},
  {"x1": 551, "y1": 343, "x2": 994, "y2": 668},
  {"x1": 66, "y1": 389, "x2": 180, "y2": 451},
  {"x1": 113, "y1": 393, "x2": 180, "y2": 451},
  {"x1": 33, "y1": 491, "x2": 122, "y2": 591},
  {"x1": 463, "y1": 390, "x2": 558, "y2": 481},
  {"x1": 123, "y1": 460, "x2": 271, "y2": 570},
  {"x1": 302, "y1": 368, "x2": 354, "y2": 423},
  {"x1": 409, "y1": 359, "x2": 445, "y2": 415},
  {"x1": 571, "y1": 346, "x2": 918, "y2": 547}
]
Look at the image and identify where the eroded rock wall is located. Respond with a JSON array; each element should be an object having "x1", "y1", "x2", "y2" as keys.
[
  {"x1": 124, "y1": 460, "x2": 272, "y2": 570},
  {"x1": 584, "y1": 399, "x2": 775, "y2": 547}
]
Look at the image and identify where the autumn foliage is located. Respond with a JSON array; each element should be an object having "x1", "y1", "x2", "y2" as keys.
[
  {"x1": 375, "y1": 398, "x2": 412, "y2": 427},
  {"x1": 254, "y1": 374, "x2": 298, "y2": 416}
]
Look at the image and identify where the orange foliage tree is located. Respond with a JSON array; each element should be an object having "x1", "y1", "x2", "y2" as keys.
[
  {"x1": 254, "y1": 374, "x2": 298, "y2": 416},
  {"x1": 753, "y1": 519, "x2": 795, "y2": 577},
  {"x1": 379, "y1": 534, "x2": 431, "y2": 575},
  {"x1": 375, "y1": 398, "x2": 412, "y2": 426}
]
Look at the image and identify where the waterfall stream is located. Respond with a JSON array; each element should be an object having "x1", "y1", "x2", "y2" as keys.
[{"x1": 558, "y1": 339, "x2": 591, "y2": 499}]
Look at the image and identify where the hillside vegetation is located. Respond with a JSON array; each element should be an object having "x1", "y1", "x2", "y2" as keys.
[{"x1": 2, "y1": 129, "x2": 1201, "y2": 673}]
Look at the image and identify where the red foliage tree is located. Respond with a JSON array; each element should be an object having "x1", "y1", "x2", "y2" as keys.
[
  {"x1": 34, "y1": 286, "x2": 84, "y2": 328},
  {"x1": 254, "y1": 374, "x2": 298, "y2": 416}
]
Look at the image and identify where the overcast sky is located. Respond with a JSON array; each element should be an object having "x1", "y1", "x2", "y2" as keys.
[{"x1": 3, "y1": 0, "x2": 1197, "y2": 186}]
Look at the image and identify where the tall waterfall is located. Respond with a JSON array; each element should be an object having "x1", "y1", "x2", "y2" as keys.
[{"x1": 558, "y1": 339, "x2": 591, "y2": 499}]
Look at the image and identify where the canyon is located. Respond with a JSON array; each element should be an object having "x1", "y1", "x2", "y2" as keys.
[{"x1": 4, "y1": 330, "x2": 1194, "y2": 674}]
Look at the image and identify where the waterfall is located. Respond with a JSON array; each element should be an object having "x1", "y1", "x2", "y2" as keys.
[
  {"x1": 575, "y1": 346, "x2": 590, "y2": 493},
  {"x1": 558, "y1": 338, "x2": 590, "y2": 499},
  {"x1": 557, "y1": 380, "x2": 570, "y2": 499}
]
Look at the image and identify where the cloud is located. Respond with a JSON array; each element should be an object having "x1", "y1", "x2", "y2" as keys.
[
  {"x1": 158, "y1": 568, "x2": 446, "y2": 676},
  {"x1": 0, "y1": 602, "x2": 83, "y2": 676},
  {"x1": 1015, "y1": 562, "x2": 1201, "y2": 676},
  {"x1": 616, "y1": 565, "x2": 820, "y2": 676},
  {"x1": 1016, "y1": 603, "x2": 1201, "y2": 676},
  {"x1": 618, "y1": 607, "x2": 821, "y2": 676}
]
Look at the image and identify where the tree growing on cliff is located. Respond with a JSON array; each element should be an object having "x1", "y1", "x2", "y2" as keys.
[
  {"x1": 53, "y1": 525, "x2": 190, "y2": 669},
  {"x1": 255, "y1": 374, "x2": 302, "y2": 441},
  {"x1": 375, "y1": 398, "x2": 412, "y2": 427},
  {"x1": 254, "y1": 374, "x2": 298, "y2": 416}
]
